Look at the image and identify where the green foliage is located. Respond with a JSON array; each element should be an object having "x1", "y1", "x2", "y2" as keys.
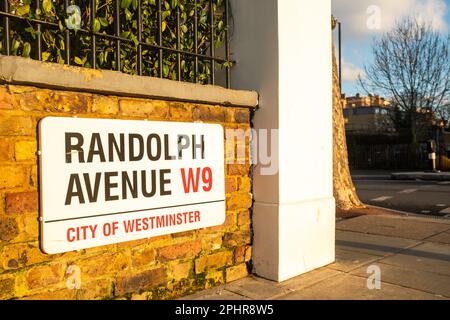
[{"x1": 0, "y1": 0, "x2": 232, "y2": 84}]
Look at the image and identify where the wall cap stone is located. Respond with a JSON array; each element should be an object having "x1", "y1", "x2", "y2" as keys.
[{"x1": 0, "y1": 55, "x2": 258, "y2": 108}]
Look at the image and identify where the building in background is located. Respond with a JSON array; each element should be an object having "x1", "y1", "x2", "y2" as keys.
[{"x1": 342, "y1": 93, "x2": 396, "y2": 135}]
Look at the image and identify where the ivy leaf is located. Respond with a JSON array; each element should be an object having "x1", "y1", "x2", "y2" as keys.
[
  {"x1": 132, "y1": 0, "x2": 138, "y2": 10},
  {"x1": 74, "y1": 56, "x2": 84, "y2": 65},
  {"x1": 42, "y1": 52, "x2": 51, "y2": 62},
  {"x1": 171, "y1": 0, "x2": 178, "y2": 9},
  {"x1": 25, "y1": 27, "x2": 37, "y2": 40},
  {"x1": 181, "y1": 24, "x2": 188, "y2": 33},
  {"x1": 121, "y1": 0, "x2": 132, "y2": 9},
  {"x1": 162, "y1": 21, "x2": 167, "y2": 32},
  {"x1": 99, "y1": 17, "x2": 109, "y2": 27},
  {"x1": 130, "y1": 34, "x2": 139, "y2": 47},
  {"x1": 42, "y1": 0, "x2": 53, "y2": 14},
  {"x1": 163, "y1": 64, "x2": 169, "y2": 77},
  {"x1": 22, "y1": 42, "x2": 31, "y2": 58},
  {"x1": 120, "y1": 31, "x2": 130, "y2": 38},
  {"x1": 125, "y1": 8, "x2": 133, "y2": 21},
  {"x1": 12, "y1": 40, "x2": 20, "y2": 53},
  {"x1": 162, "y1": 10, "x2": 170, "y2": 20},
  {"x1": 93, "y1": 19, "x2": 101, "y2": 33},
  {"x1": 16, "y1": 5, "x2": 30, "y2": 16}
]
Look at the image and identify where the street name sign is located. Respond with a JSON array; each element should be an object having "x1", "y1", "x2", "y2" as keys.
[{"x1": 38, "y1": 117, "x2": 225, "y2": 254}]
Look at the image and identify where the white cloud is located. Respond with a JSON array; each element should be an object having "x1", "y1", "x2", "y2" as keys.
[
  {"x1": 342, "y1": 59, "x2": 365, "y2": 82},
  {"x1": 332, "y1": 0, "x2": 448, "y2": 39}
]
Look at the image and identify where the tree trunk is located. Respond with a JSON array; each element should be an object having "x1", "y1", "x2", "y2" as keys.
[{"x1": 332, "y1": 40, "x2": 364, "y2": 210}]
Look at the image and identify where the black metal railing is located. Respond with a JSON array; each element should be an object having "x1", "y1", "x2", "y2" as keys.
[{"x1": 0, "y1": 0, "x2": 232, "y2": 88}]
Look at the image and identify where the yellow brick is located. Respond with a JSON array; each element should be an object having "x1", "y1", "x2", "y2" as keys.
[
  {"x1": 131, "y1": 292, "x2": 149, "y2": 300},
  {"x1": 202, "y1": 234, "x2": 223, "y2": 252},
  {"x1": 77, "y1": 279, "x2": 113, "y2": 300},
  {"x1": 195, "y1": 251, "x2": 233, "y2": 274},
  {"x1": 30, "y1": 165, "x2": 38, "y2": 187},
  {"x1": 245, "y1": 246, "x2": 252, "y2": 262},
  {"x1": 234, "y1": 109, "x2": 250, "y2": 123},
  {"x1": 0, "y1": 275, "x2": 15, "y2": 299},
  {"x1": 0, "y1": 116, "x2": 32, "y2": 136},
  {"x1": 15, "y1": 141, "x2": 37, "y2": 161},
  {"x1": 235, "y1": 245, "x2": 252, "y2": 263},
  {"x1": 26, "y1": 264, "x2": 64, "y2": 290},
  {"x1": 79, "y1": 252, "x2": 131, "y2": 278},
  {"x1": 131, "y1": 246, "x2": 156, "y2": 268},
  {"x1": 16, "y1": 89, "x2": 51, "y2": 111},
  {"x1": 193, "y1": 105, "x2": 226, "y2": 122},
  {"x1": 20, "y1": 289, "x2": 77, "y2": 300},
  {"x1": 0, "y1": 217, "x2": 19, "y2": 242},
  {"x1": 92, "y1": 95, "x2": 119, "y2": 114},
  {"x1": 226, "y1": 193, "x2": 253, "y2": 211},
  {"x1": 169, "y1": 102, "x2": 193, "y2": 121},
  {"x1": 17, "y1": 90, "x2": 90, "y2": 113},
  {"x1": 225, "y1": 108, "x2": 235, "y2": 123},
  {"x1": 119, "y1": 99, "x2": 169, "y2": 118},
  {"x1": 0, "y1": 137, "x2": 14, "y2": 161},
  {"x1": 237, "y1": 210, "x2": 251, "y2": 230},
  {"x1": 0, "y1": 86, "x2": 13, "y2": 109},
  {"x1": 19, "y1": 213, "x2": 39, "y2": 241},
  {"x1": 0, "y1": 165, "x2": 28, "y2": 189},
  {"x1": 223, "y1": 231, "x2": 251, "y2": 247},
  {"x1": 205, "y1": 270, "x2": 224, "y2": 288},
  {"x1": 7, "y1": 85, "x2": 36, "y2": 94},
  {"x1": 226, "y1": 264, "x2": 248, "y2": 283},
  {"x1": 170, "y1": 261, "x2": 192, "y2": 281},
  {"x1": 0, "y1": 242, "x2": 50, "y2": 270},
  {"x1": 237, "y1": 176, "x2": 252, "y2": 193}
]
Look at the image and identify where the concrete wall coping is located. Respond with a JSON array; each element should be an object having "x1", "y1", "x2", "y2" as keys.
[{"x1": 0, "y1": 55, "x2": 258, "y2": 108}]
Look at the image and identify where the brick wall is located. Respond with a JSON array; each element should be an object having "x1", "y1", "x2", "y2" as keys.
[{"x1": 0, "y1": 84, "x2": 253, "y2": 300}]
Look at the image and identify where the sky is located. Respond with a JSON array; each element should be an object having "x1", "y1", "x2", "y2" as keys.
[{"x1": 331, "y1": 0, "x2": 450, "y2": 96}]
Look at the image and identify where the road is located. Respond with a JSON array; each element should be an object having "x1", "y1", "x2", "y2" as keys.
[{"x1": 353, "y1": 178, "x2": 450, "y2": 217}]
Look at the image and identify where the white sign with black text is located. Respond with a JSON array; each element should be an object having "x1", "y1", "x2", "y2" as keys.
[{"x1": 39, "y1": 117, "x2": 225, "y2": 254}]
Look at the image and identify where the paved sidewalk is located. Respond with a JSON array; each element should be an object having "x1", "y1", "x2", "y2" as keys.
[{"x1": 183, "y1": 214, "x2": 450, "y2": 300}]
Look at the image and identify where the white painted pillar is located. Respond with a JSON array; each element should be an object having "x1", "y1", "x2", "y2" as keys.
[{"x1": 230, "y1": 0, "x2": 335, "y2": 282}]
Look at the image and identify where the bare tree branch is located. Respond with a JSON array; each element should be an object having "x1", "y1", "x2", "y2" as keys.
[{"x1": 359, "y1": 16, "x2": 450, "y2": 143}]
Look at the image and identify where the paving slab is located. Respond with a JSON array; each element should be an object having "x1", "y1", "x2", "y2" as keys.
[
  {"x1": 351, "y1": 262, "x2": 450, "y2": 298},
  {"x1": 276, "y1": 274, "x2": 446, "y2": 300},
  {"x1": 278, "y1": 267, "x2": 343, "y2": 292},
  {"x1": 336, "y1": 230, "x2": 420, "y2": 257},
  {"x1": 425, "y1": 231, "x2": 450, "y2": 245},
  {"x1": 336, "y1": 215, "x2": 450, "y2": 240},
  {"x1": 328, "y1": 248, "x2": 382, "y2": 272},
  {"x1": 180, "y1": 286, "x2": 248, "y2": 300},
  {"x1": 224, "y1": 276, "x2": 292, "y2": 300},
  {"x1": 379, "y1": 242, "x2": 450, "y2": 276}
]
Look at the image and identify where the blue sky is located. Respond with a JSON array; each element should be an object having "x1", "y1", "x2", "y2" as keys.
[{"x1": 332, "y1": 0, "x2": 450, "y2": 96}]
